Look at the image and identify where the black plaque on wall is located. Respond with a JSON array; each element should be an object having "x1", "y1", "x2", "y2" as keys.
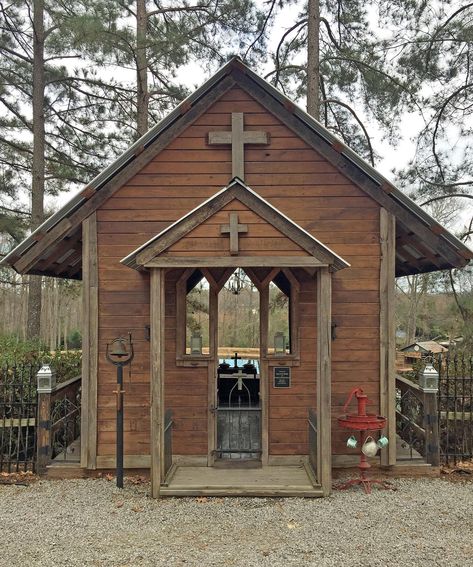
[{"x1": 273, "y1": 366, "x2": 291, "y2": 388}]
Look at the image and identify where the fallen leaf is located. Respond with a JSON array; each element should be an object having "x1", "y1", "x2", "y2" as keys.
[
  {"x1": 196, "y1": 496, "x2": 208, "y2": 503},
  {"x1": 132, "y1": 506, "x2": 143, "y2": 513},
  {"x1": 105, "y1": 474, "x2": 114, "y2": 481},
  {"x1": 116, "y1": 501, "x2": 124, "y2": 508},
  {"x1": 287, "y1": 522, "x2": 298, "y2": 529}
]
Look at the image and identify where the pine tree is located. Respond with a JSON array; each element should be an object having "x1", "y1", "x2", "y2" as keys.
[{"x1": 0, "y1": 1, "x2": 127, "y2": 337}]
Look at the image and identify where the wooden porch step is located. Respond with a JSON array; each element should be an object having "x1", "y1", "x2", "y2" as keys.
[
  {"x1": 45, "y1": 462, "x2": 87, "y2": 480},
  {"x1": 160, "y1": 464, "x2": 323, "y2": 497},
  {"x1": 159, "y1": 486, "x2": 323, "y2": 497}
]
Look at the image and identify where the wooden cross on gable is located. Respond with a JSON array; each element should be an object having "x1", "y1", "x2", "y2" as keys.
[
  {"x1": 221, "y1": 213, "x2": 248, "y2": 255},
  {"x1": 208, "y1": 112, "x2": 269, "y2": 180}
]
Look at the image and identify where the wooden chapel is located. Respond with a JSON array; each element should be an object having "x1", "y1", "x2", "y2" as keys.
[{"x1": 2, "y1": 57, "x2": 471, "y2": 497}]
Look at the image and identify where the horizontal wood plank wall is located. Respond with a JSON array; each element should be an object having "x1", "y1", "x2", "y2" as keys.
[
  {"x1": 164, "y1": 271, "x2": 208, "y2": 454},
  {"x1": 269, "y1": 274, "x2": 317, "y2": 455},
  {"x1": 95, "y1": 86, "x2": 380, "y2": 462}
]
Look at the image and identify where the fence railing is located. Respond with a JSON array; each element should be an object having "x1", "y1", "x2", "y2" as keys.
[
  {"x1": 163, "y1": 409, "x2": 173, "y2": 481},
  {"x1": 0, "y1": 364, "x2": 38, "y2": 473},
  {"x1": 308, "y1": 408, "x2": 317, "y2": 479},
  {"x1": 37, "y1": 375, "x2": 81, "y2": 473},
  {"x1": 437, "y1": 354, "x2": 473, "y2": 465},
  {"x1": 395, "y1": 374, "x2": 439, "y2": 466}
]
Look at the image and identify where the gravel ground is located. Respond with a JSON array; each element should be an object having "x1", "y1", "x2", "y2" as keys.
[{"x1": 0, "y1": 477, "x2": 472, "y2": 567}]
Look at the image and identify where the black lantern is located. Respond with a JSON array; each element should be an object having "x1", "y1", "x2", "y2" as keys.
[{"x1": 106, "y1": 334, "x2": 134, "y2": 488}]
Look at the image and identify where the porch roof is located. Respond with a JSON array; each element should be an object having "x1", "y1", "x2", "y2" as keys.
[
  {"x1": 1, "y1": 57, "x2": 471, "y2": 279},
  {"x1": 121, "y1": 178, "x2": 350, "y2": 271}
]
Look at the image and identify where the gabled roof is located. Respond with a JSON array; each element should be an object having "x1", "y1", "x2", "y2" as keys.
[
  {"x1": 1, "y1": 56, "x2": 471, "y2": 279},
  {"x1": 401, "y1": 341, "x2": 448, "y2": 354},
  {"x1": 122, "y1": 178, "x2": 350, "y2": 271}
]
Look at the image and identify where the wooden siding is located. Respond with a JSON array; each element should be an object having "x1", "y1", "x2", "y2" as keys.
[{"x1": 95, "y1": 86, "x2": 381, "y2": 461}]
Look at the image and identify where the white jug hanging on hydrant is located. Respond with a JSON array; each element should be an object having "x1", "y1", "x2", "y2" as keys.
[{"x1": 361, "y1": 436, "x2": 378, "y2": 457}]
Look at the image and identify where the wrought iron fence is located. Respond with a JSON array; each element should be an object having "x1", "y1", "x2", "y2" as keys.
[
  {"x1": 396, "y1": 375, "x2": 426, "y2": 461},
  {"x1": 0, "y1": 364, "x2": 38, "y2": 472},
  {"x1": 396, "y1": 353, "x2": 473, "y2": 466},
  {"x1": 49, "y1": 376, "x2": 81, "y2": 463},
  {"x1": 437, "y1": 354, "x2": 473, "y2": 465}
]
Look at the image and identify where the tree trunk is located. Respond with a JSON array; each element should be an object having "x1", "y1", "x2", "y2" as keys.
[
  {"x1": 307, "y1": 0, "x2": 320, "y2": 119},
  {"x1": 136, "y1": 0, "x2": 148, "y2": 137},
  {"x1": 27, "y1": 0, "x2": 46, "y2": 340}
]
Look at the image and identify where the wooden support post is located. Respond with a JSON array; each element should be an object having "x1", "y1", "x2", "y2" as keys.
[
  {"x1": 150, "y1": 268, "x2": 165, "y2": 498},
  {"x1": 260, "y1": 285, "x2": 269, "y2": 465},
  {"x1": 208, "y1": 288, "x2": 218, "y2": 466},
  {"x1": 36, "y1": 390, "x2": 52, "y2": 474},
  {"x1": 379, "y1": 208, "x2": 396, "y2": 466},
  {"x1": 81, "y1": 213, "x2": 98, "y2": 469},
  {"x1": 316, "y1": 267, "x2": 332, "y2": 496},
  {"x1": 423, "y1": 389, "x2": 440, "y2": 467}
]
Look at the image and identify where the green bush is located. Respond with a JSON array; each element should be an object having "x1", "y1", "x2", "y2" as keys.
[
  {"x1": 0, "y1": 334, "x2": 81, "y2": 382},
  {"x1": 67, "y1": 329, "x2": 82, "y2": 349}
]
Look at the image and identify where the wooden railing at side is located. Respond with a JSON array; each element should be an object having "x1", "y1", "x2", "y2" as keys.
[
  {"x1": 308, "y1": 409, "x2": 317, "y2": 480},
  {"x1": 36, "y1": 375, "x2": 81, "y2": 474},
  {"x1": 395, "y1": 374, "x2": 440, "y2": 466}
]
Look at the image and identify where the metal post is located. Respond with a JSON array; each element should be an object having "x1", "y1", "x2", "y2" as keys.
[
  {"x1": 106, "y1": 335, "x2": 133, "y2": 489},
  {"x1": 36, "y1": 389, "x2": 52, "y2": 474},
  {"x1": 116, "y1": 364, "x2": 124, "y2": 489},
  {"x1": 36, "y1": 365, "x2": 56, "y2": 475},
  {"x1": 423, "y1": 388, "x2": 440, "y2": 466}
]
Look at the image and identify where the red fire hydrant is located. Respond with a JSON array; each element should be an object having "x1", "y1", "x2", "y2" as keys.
[{"x1": 336, "y1": 387, "x2": 392, "y2": 494}]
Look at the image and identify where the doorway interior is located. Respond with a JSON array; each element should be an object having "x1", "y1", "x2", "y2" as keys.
[{"x1": 215, "y1": 268, "x2": 261, "y2": 462}]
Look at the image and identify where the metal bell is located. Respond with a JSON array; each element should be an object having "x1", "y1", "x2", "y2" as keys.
[{"x1": 110, "y1": 338, "x2": 128, "y2": 357}]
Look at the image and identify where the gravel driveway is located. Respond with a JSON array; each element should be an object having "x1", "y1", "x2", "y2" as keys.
[{"x1": 0, "y1": 477, "x2": 471, "y2": 566}]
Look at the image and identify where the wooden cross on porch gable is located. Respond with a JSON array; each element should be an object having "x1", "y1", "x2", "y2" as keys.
[
  {"x1": 220, "y1": 213, "x2": 248, "y2": 255},
  {"x1": 208, "y1": 112, "x2": 269, "y2": 180}
]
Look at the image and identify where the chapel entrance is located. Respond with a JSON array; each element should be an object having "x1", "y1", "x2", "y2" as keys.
[{"x1": 215, "y1": 268, "x2": 261, "y2": 461}]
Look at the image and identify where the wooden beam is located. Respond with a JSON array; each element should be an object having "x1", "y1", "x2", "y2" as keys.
[
  {"x1": 150, "y1": 268, "x2": 165, "y2": 498},
  {"x1": 80, "y1": 213, "x2": 98, "y2": 470},
  {"x1": 316, "y1": 267, "x2": 332, "y2": 496},
  {"x1": 15, "y1": 217, "x2": 72, "y2": 273},
  {"x1": 37, "y1": 230, "x2": 82, "y2": 271},
  {"x1": 260, "y1": 286, "x2": 269, "y2": 465},
  {"x1": 208, "y1": 288, "x2": 218, "y2": 465},
  {"x1": 380, "y1": 209, "x2": 396, "y2": 466},
  {"x1": 145, "y1": 257, "x2": 329, "y2": 268}
]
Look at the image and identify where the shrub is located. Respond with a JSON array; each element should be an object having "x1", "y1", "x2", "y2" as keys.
[{"x1": 0, "y1": 334, "x2": 81, "y2": 382}]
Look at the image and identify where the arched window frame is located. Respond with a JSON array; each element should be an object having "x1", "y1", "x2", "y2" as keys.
[
  {"x1": 176, "y1": 267, "x2": 300, "y2": 366},
  {"x1": 246, "y1": 267, "x2": 300, "y2": 364}
]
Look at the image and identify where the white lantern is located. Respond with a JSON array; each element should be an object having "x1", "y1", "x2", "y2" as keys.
[
  {"x1": 190, "y1": 333, "x2": 203, "y2": 355},
  {"x1": 419, "y1": 362, "x2": 439, "y2": 392},
  {"x1": 274, "y1": 332, "x2": 286, "y2": 355},
  {"x1": 37, "y1": 365, "x2": 56, "y2": 393}
]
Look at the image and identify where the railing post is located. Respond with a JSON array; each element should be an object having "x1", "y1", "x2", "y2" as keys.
[
  {"x1": 420, "y1": 362, "x2": 440, "y2": 467},
  {"x1": 423, "y1": 389, "x2": 440, "y2": 466},
  {"x1": 36, "y1": 365, "x2": 56, "y2": 474}
]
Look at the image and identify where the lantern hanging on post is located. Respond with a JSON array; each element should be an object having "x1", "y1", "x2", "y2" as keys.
[
  {"x1": 37, "y1": 364, "x2": 57, "y2": 393},
  {"x1": 274, "y1": 332, "x2": 286, "y2": 355},
  {"x1": 106, "y1": 334, "x2": 134, "y2": 489},
  {"x1": 190, "y1": 333, "x2": 203, "y2": 355},
  {"x1": 419, "y1": 360, "x2": 439, "y2": 392}
]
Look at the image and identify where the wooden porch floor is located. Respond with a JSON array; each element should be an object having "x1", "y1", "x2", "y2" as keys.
[{"x1": 160, "y1": 464, "x2": 323, "y2": 497}]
